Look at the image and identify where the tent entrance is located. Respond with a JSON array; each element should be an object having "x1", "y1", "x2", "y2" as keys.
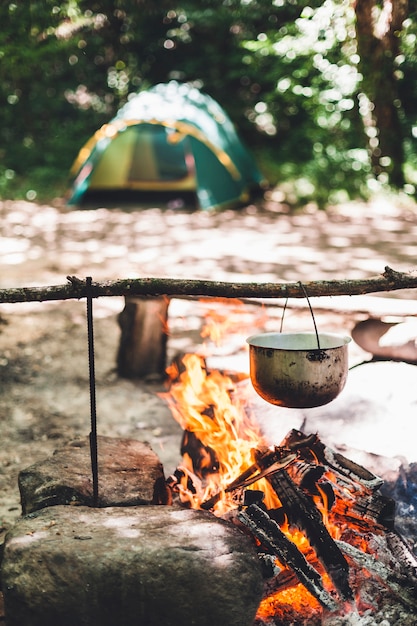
[{"x1": 90, "y1": 124, "x2": 196, "y2": 192}]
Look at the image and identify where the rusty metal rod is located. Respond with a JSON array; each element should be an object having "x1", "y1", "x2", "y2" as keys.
[{"x1": 86, "y1": 277, "x2": 99, "y2": 507}]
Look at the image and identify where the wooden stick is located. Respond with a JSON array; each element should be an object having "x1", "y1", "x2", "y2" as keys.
[
  {"x1": 200, "y1": 447, "x2": 297, "y2": 510},
  {"x1": 0, "y1": 266, "x2": 416, "y2": 304}
]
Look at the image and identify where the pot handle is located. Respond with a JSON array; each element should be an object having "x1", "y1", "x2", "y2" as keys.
[{"x1": 280, "y1": 282, "x2": 322, "y2": 351}]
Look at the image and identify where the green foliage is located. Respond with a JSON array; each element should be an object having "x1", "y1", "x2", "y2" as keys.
[{"x1": 0, "y1": 0, "x2": 416, "y2": 206}]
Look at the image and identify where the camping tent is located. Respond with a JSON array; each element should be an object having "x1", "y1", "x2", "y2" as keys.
[{"x1": 68, "y1": 81, "x2": 265, "y2": 210}]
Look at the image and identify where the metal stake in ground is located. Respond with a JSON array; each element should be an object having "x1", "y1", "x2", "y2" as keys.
[{"x1": 86, "y1": 276, "x2": 99, "y2": 507}]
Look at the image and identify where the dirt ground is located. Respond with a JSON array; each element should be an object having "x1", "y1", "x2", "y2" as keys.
[{"x1": 1, "y1": 192, "x2": 417, "y2": 550}]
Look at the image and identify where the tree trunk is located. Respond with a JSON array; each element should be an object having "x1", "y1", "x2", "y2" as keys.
[
  {"x1": 354, "y1": 0, "x2": 408, "y2": 187},
  {"x1": 117, "y1": 296, "x2": 170, "y2": 380}
]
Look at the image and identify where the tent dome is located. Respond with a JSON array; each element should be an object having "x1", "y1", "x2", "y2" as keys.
[{"x1": 68, "y1": 82, "x2": 265, "y2": 210}]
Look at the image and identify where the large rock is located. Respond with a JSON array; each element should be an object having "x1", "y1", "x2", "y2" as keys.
[
  {"x1": 1, "y1": 504, "x2": 263, "y2": 626},
  {"x1": 18, "y1": 436, "x2": 170, "y2": 514}
]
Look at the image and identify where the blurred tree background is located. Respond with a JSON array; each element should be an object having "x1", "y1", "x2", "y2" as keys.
[{"x1": 1, "y1": 0, "x2": 417, "y2": 207}]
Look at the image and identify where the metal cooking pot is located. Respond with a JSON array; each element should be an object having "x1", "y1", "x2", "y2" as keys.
[{"x1": 246, "y1": 332, "x2": 351, "y2": 409}]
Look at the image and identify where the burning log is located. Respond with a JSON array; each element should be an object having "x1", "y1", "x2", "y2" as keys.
[
  {"x1": 336, "y1": 538, "x2": 417, "y2": 611},
  {"x1": 281, "y1": 430, "x2": 396, "y2": 529},
  {"x1": 281, "y1": 429, "x2": 384, "y2": 491},
  {"x1": 199, "y1": 435, "x2": 318, "y2": 511},
  {"x1": 334, "y1": 491, "x2": 396, "y2": 528},
  {"x1": 260, "y1": 465, "x2": 353, "y2": 602},
  {"x1": 188, "y1": 432, "x2": 353, "y2": 601},
  {"x1": 200, "y1": 447, "x2": 297, "y2": 511},
  {"x1": 385, "y1": 530, "x2": 417, "y2": 577},
  {"x1": 180, "y1": 431, "x2": 219, "y2": 478},
  {"x1": 284, "y1": 459, "x2": 326, "y2": 492},
  {"x1": 260, "y1": 546, "x2": 324, "y2": 598},
  {"x1": 238, "y1": 504, "x2": 338, "y2": 612},
  {"x1": 184, "y1": 425, "x2": 409, "y2": 607}
]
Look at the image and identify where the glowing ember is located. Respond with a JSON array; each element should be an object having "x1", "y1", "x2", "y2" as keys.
[{"x1": 257, "y1": 583, "x2": 321, "y2": 619}]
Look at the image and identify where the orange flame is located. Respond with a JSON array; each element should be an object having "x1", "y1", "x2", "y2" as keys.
[
  {"x1": 161, "y1": 353, "x2": 280, "y2": 514},
  {"x1": 199, "y1": 298, "x2": 267, "y2": 346}
]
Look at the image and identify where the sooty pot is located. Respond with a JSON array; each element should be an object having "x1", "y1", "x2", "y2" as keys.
[{"x1": 247, "y1": 332, "x2": 351, "y2": 409}]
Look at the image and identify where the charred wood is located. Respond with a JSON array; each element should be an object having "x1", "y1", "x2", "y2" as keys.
[
  {"x1": 337, "y1": 539, "x2": 417, "y2": 610},
  {"x1": 284, "y1": 461, "x2": 337, "y2": 512},
  {"x1": 263, "y1": 548, "x2": 324, "y2": 598},
  {"x1": 262, "y1": 467, "x2": 353, "y2": 601},
  {"x1": 242, "y1": 490, "x2": 265, "y2": 508},
  {"x1": 282, "y1": 430, "x2": 384, "y2": 492},
  {"x1": 166, "y1": 468, "x2": 197, "y2": 498},
  {"x1": 319, "y1": 447, "x2": 384, "y2": 491},
  {"x1": 257, "y1": 552, "x2": 283, "y2": 578},
  {"x1": 200, "y1": 448, "x2": 296, "y2": 511},
  {"x1": 281, "y1": 431, "x2": 397, "y2": 532},
  {"x1": 180, "y1": 431, "x2": 219, "y2": 478},
  {"x1": 285, "y1": 460, "x2": 326, "y2": 492},
  {"x1": 237, "y1": 504, "x2": 338, "y2": 611},
  {"x1": 334, "y1": 492, "x2": 396, "y2": 529},
  {"x1": 262, "y1": 566, "x2": 302, "y2": 598},
  {"x1": 200, "y1": 464, "x2": 260, "y2": 510},
  {"x1": 385, "y1": 530, "x2": 417, "y2": 578}
]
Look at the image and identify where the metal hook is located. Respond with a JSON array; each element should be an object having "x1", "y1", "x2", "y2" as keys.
[
  {"x1": 279, "y1": 297, "x2": 288, "y2": 333},
  {"x1": 298, "y1": 282, "x2": 328, "y2": 358}
]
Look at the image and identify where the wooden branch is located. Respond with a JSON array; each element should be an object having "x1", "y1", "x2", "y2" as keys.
[{"x1": 0, "y1": 266, "x2": 416, "y2": 305}]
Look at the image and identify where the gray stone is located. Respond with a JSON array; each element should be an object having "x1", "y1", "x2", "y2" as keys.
[
  {"x1": 18, "y1": 436, "x2": 170, "y2": 514},
  {"x1": 1, "y1": 504, "x2": 263, "y2": 626}
]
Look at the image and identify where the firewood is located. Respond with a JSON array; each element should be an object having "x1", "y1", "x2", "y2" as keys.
[
  {"x1": 262, "y1": 548, "x2": 324, "y2": 597},
  {"x1": 334, "y1": 492, "x2": 396, "y2": 529},
  {"x1": 337, "y1": 539, "x2": 417, "y2": 610},
  {"x1": 238, "y1": 504, "x2": 338, "y2": 611},
  {"x1": 317, "y1": 447, "x2": 384, "y2": 491},
  {"x1": 282, "y1": 429, "x2": 384, "y2": 492},
  {"x1": 385, "y1": 530, "x2": 417, "y2": 577},
  {"x1": 262, "y1": 467, "x2": 353, "y2": 601},
  {"x1": 200, "y1": 448, "x2": 296, "y2": 510},
  {"x1": 284, "y1": 459, "x2": 326, "y2": 493}
]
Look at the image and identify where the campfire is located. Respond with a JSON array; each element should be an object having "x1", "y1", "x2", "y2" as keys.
[{"x1": 160, "y1": 352, "x2": 417, "y2": 625}]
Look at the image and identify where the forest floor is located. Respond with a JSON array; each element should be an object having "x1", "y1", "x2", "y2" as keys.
[{"x1": 1, "y1": 191, "x2": 417, "y2": 550}]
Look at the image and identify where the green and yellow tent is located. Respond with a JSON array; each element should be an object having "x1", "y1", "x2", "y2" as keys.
[{"x1": 68, "y1": 81, "x2": 265, "y2": 210}]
